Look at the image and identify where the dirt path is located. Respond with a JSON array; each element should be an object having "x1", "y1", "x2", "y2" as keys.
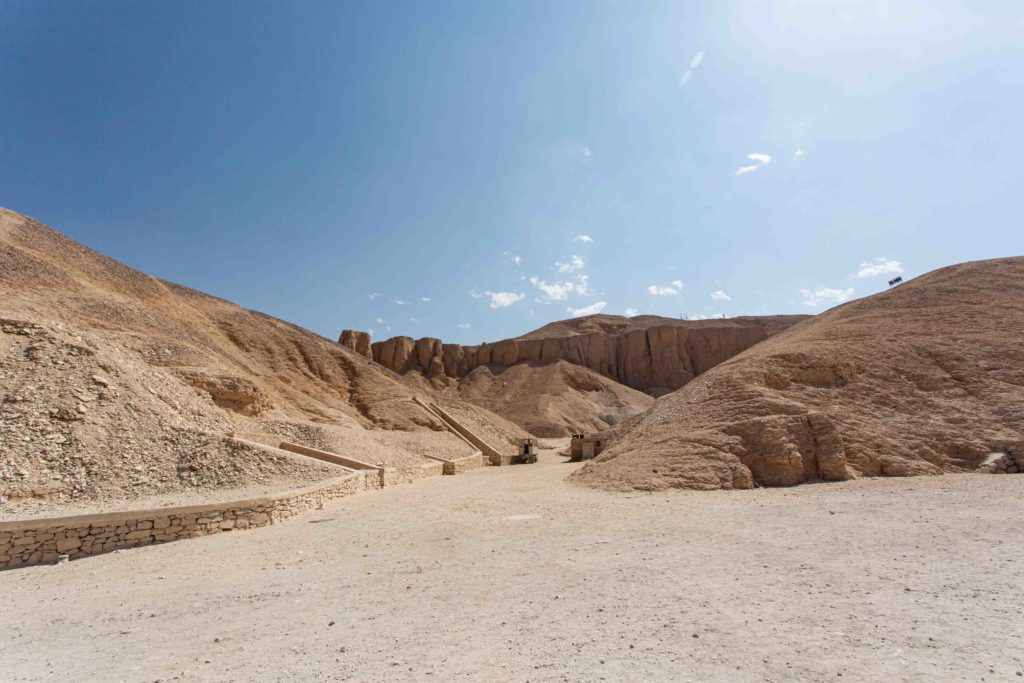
[{"x1": 2, "y1": 445, "x2": 1023, "y2": 681}]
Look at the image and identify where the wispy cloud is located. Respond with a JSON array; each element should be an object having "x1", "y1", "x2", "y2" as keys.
[
  {"x1": 393, "y1": 299, "x2": 409, "y2": 306},
  {"x1": 566, "y1": 144, "x2": 592, "y2": 163},
  {"x1": 530, "y1": 277, "x2": 574, "y2": 301},
  {"x1": 469, "y1": 290, "x2": 484, "y2": 299},
  {"x1": 421, "y1": 297, "x2": 431, "y2": 302},
  {"x1": 484, "y1": 291, "x2": 524, "y2": 309},
  {"x1": 375, "y1": 316, "x2": 385, "y2": 324},
  {"x1": 735, "y1": 153, "x2": 771, "y2": 176},
  {"x1": 679, "y1": 49, "x2": 705, "y2": 87},
  {"x1": 410, "y1": 317, "x2": 419, "y2": 323},
  {"x1": 368, "y1": 292, "x2": 382, "y2": 300},
  {"x1": 855, "y1": 257, "x2": 903, "y2": 279},
  {"x1": 793, "y1": 149, "x2": 805, "y2": 160},
  {"x1": 647, "y1": 279, "x2": 684, "y2": 296},
  {"x1": 624, "y1": 307, "x2": 639, "y2": 317},
  {"x1": 457, "y1": 323, "x2": 470, "y2": 329},
  {"x1": 513, "y1": 255, "x2": 522, "y2": 265},
  {"x1": 799, "y1": 287, "x2": 855, "y2": 308},
  {"x1": 556, "y1": 254, "x2": 585, "y2": 273},
  {"x1": 574, "y1": 234, "x2": 594, "y2": 243},
  {"x1": 711, "y1": 290, "x2": 731, "y2": 301},
  {"x1": 567, "y1": 301, "x2": 607, "y2": 317}
]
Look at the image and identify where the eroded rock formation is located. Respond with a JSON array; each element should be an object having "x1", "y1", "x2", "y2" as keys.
[
  {"x1": 367, "y1": 317, "x2": 802, "y2": 395},
  {"x1": 570, "y1": 257, "x2": 1024, "y2": 491},
  {"x1": 337, "y1": 329, "x2": 372, "y2": 358}
]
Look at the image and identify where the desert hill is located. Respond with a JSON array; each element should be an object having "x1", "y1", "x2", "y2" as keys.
[
  {"x1": 0, "y1": 208, "x2": 526, "y2": 515},
  {"x1": 447, "y1": 360, "x2": 655, "y2": 437},
  {"x1": 359, "y1": 313, "x2": 805, "y2": 436},
  {"x1": 571, "y1": 257, "x2": 1024, "y2": 491}
]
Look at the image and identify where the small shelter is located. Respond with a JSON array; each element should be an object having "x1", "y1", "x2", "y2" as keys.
[{"x1": 569, "y1": 434, "x2": 604, "y2": 461}]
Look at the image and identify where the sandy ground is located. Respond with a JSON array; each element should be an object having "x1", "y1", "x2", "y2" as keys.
[{"x1": 2, "y1": 445, "x2": 1023, "y2": 682}]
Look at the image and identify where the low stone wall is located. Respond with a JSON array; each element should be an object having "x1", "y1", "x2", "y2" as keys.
[
  {"x1": 0, "y1": 472, "x2": 366, "y2": 570},
  {"x1": 440, "y1": 453, "x2": 486, "y2": 475},
  {"x1": 384, "y1": 461, "x2": 444, "y2": 485}
]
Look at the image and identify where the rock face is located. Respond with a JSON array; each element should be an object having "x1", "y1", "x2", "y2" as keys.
[
  {"x1": 337, "y1": 330, "x2": 372, "y2": 358},
  {"x1": 571, "y1": 257, "x2": 1024, "y2": 492},
  {"x1": 370, "y1": 317, "x2": 803, "y2": 395}
]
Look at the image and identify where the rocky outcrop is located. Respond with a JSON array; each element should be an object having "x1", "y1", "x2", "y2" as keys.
[
  {"x1": 337, "y1": 329, "x2": 372, "y2": 358},
  {"x1": 571, "y1": 257, "x2": 1024, "y2": 491},
  {"x1": 369, "y1": 318, "x2": 799, "y2": 395}
]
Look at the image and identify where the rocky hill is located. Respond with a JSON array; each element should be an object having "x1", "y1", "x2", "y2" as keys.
[
  {"x1": 571, "y1": 257, "x2": 1024, "y2": 491},
  {"x1": 0, "y1": 208, "x2": 526, "y2": 516},
  {"x1": 368, "y1": 315, "x2": 806, "y2": 396},
  {"x1": 359, "y1": 314, "x2": 805, "y2": 436}
]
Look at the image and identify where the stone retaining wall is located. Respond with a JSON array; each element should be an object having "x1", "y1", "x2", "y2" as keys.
[
  {"x1": 0, "y1": 472, "x2": 367, "y2": 570},
  {"x1": 439, "y1": 453, "x2": 486, "y2": 475}
]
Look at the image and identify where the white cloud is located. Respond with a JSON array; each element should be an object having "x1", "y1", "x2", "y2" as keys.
[
  {"x1": 393, "y1": 299, "x2": 409, "y2": 306},
  {"x1": 529, "y1": 273, "x2": 591, "y2": 303},
  {"x1": 368, "y1": 292, "x2": 382, "y2": 300},
  {"x1": 484, "y1": 291, "x2": 524, "y2": 309},
  {"x1": 533, "y1": 279, "x2": 574, "y2": 301},
  {"x1": 799, "y1": 287, "x2": 855, "y2": 308},
  {"x1": 574, "y1": 234, "x2": 594, "y2": 243},
  {"x1": 375, "y1": 317, "x2": 385, "y2": 324},
  {"x1": 624, "y1": 307, "x2": 639, "y2": 317},
  {"x1": 855, "y1": 257, "x2": 904, "y2": 279},
  {"x1": 692, "y1": 314, "x2": 708, "y2": 320},
  {"x1": 410, "y1": 317, "x2": 419, "y2": 323},
  {"x1": 567, "y1": 144, "x2": 592, "y2": 163},
  {"x1": 513, "y1": 255, "x2": 522, "y2": 265},
  {"x1": 735, "y1": 152, "x2": 771, "y2": 176},
  {"x1": 457, "y1": 323, "x2": 470, "y2": 329},
  {"x1": 556, "y1": 254, "x2": 585, "y2": 273},
  {"x1": 566, "y1": 301, "x2": 607, "y2": 317},
  {"x1": 648, "y1": 280, "x2": 684, "y2": 296},
  {"x1": 421, "y1": 297, "x2": 431, "y2": 302},
  {"x1": 679, "y1": 50, "x2": 705, "y2": 87},
  {"x1": 711, "y1": 290, "x2": 731, "y2": 301},
  {"x1": 794, "y1": 149, "x2": 805, "y2": 160},
  {"x1": 469, "y1": 290, "x2": 484, "y2": 299}
]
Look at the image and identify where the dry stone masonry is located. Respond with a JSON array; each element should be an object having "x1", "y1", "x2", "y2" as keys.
[{"x1": 0, "y1": 472, "x2": 367, "y2": 570}]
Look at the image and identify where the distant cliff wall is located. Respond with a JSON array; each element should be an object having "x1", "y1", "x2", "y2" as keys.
[{"x1": 366, "y1": 322, "x2": 785, "y2": 394}]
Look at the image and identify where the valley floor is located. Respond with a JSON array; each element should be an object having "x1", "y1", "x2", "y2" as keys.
[{"x1": 2, "y1": 445, "x2": 1022, "y2": 682}]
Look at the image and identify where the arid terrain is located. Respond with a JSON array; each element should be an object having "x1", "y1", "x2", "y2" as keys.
[
  {"x1": 2, "y1": 446, "x2": 1023, "y2": 682},
  {"x1": 575, "y1": 257, "x2": 1024, "y2": 491},
  {"x1": 2, "y1": 208, "x2": 1023, "y2": 682},
  {"x1": 0, "y1": 208, "x2": 526, "y2": 518},
  {"x1": 363, "y1": 314, "x2": 807, "y2": 436}
]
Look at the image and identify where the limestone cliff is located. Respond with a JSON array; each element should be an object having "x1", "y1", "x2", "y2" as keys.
[
  {"x1": 337, "y1": 329, "x2": 372, "y2": 358},
  {"x1": 366, "y1": 316, "x2": 806, "y2": 395}
]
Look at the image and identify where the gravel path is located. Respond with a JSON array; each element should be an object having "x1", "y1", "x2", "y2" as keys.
[{"x1": 2, "y1": 446, "x2": 1023, "y2": 681}]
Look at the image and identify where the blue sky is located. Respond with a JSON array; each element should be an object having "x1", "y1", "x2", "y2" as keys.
[{"x1": 2, "y1": 2, "x2": 1022, "y2": 345}]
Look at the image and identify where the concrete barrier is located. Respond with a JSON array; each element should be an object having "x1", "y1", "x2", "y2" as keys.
[{"x1": 413, "y1": 398, "x2": 511, "y2": 466}]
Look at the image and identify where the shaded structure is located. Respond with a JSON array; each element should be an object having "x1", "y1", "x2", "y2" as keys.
[{"x1": 570, "y1": 434, "x2": 605, "y2": 461}]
